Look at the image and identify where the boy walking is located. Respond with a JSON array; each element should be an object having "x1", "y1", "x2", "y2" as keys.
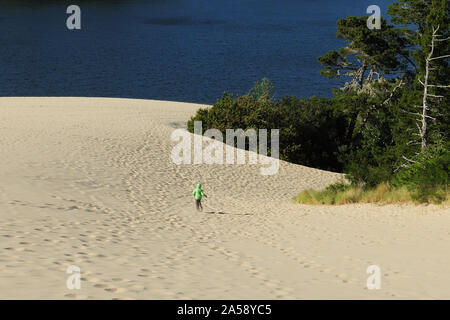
[{"x1": 192, "y1": 183, "x2": 207, "y2": 211}]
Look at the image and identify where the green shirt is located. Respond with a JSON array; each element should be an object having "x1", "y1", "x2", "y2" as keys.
[{"x1": 192, "y1": 184, "x2": 206, "y2": 200}]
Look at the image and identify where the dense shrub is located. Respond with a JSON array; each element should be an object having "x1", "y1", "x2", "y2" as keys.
[
  {"x1": 392, "y1": 141, "x2": 449, "y2": 203},
  {"x1": 187, "y1": 88, "x2": 347, "y2": 172}
]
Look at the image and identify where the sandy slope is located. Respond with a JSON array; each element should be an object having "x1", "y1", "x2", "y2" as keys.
[{"x1": 0, "y1": 97, "x2": 449, "y2": 300}]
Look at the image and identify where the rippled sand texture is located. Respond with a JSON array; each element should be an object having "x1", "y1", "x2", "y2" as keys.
[{"x1": 0, "y1": 97, "x2": 449, "y2": 299}]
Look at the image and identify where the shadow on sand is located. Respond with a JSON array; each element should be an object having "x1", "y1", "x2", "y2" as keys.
[{"x1": 206, "y1": 211, "x2": 253, "y2": 216}]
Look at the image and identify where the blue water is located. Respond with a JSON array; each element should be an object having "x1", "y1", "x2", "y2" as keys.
[{"x1": 0, "y1": 0, "x2": 393, "y2": 104}]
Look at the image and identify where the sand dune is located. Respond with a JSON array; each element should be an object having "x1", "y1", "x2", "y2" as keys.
[{"x1": 0, "y1": 97, "x2": 449, "y2": 299}]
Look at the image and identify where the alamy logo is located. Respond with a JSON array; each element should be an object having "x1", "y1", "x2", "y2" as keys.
[
  {"x1": 171, "y1": 121, "x2": 279, "y2": 175},
  {"x1": 367, "y1": 5, "x2": 381, "y2": 30},
  {"x1": 66, "y1": 5, "x2": 81, "y2": 30},
  {"x1": 366, "y1": 265, "x2": 381, "y2": 290},
  {"x1": 66, "y1": 265, "x2": 81, "y2": 290}
]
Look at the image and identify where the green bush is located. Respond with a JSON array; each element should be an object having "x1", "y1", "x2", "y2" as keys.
[
  {"x1": 187, "y1": 82, "x2": 347, "y2": 172},
  {"x1": 392, "y1": 141, "x2": 449, "y2": 203},
  {"x1": 249, "y1": 77, "x2": 274, "y2": 102}
]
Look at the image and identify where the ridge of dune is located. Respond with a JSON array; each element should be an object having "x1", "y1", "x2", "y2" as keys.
[{"x1": 0, "y1": 97, "x2": 449, "y2": 299}]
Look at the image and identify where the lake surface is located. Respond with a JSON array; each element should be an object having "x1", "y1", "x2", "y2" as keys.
[{"x1": 0, "y1": 0, "x2": 393, "y2": 104}]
